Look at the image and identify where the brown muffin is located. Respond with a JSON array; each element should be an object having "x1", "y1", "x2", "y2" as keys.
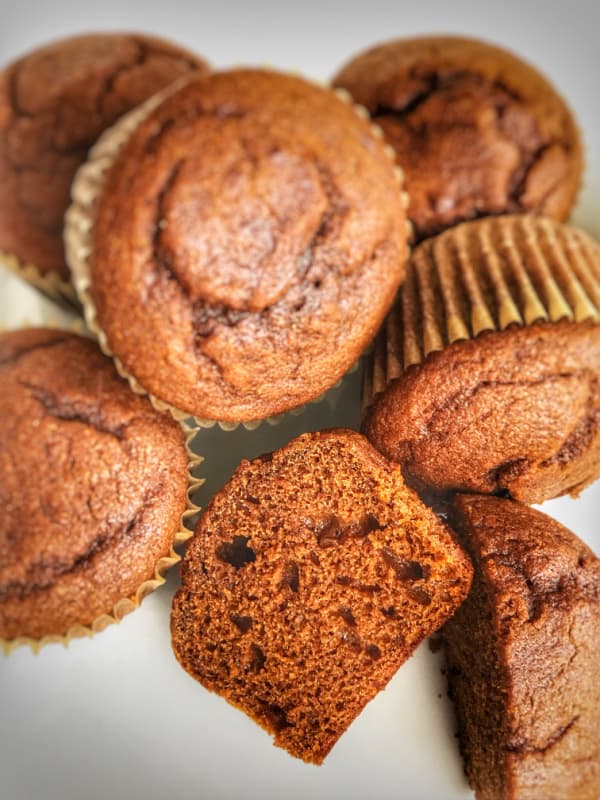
[
  {"x1": 363, "y1": 215, "x2": 600, "y2": 504},
  {"x1": 66, "y1": 68, "x2": 408, "y2": 424},
  {"x1": 0, "y1": 328, "x2": 190, "y2": 645},
  {"x1": 443, "y1": 494, "x2": 600, "y2": 800},
  {"x1": 171, "y1": 429, "x2": 472, "y2": 763},
  {"x1": 0, "y1": 32, "x2": 208, "y2": 296},
  {"x1": 333, "y1": 36, "x2": 582, "y2": 242}
]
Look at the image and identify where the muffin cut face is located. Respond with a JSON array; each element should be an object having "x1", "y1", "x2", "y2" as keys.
[
  {"x1": 333, "y1": 35, "x2": 582, "y2": 241},
  {"x1": 443, "y1": 494, "x2": 600, "y2": 800},
  {"x1": 0, "y1": 328, "x2": 189, "y2": 643},
  {"x1": 363, "y1": 215, "x2": 600, "y2": 504},
  {"x1": 0, "y1": 32, "x2": 208, "y2": 283},
  {"x1": 74, "y1": 68, "x2": 408, "y2": 422},
  {"x1": 171, "y1": 429, "x2": 472, "y2": 763}
]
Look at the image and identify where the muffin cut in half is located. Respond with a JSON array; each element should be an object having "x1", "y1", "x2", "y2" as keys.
[
  {"x1": 443, "y1": 494, "x2": 600, "y2": 800},
  {"x1": 171, "y1": 429, "x2": 472, "y2": 763},
  {"x1": 66, "y1": 68, "x2": 408, "y2": 424},
  {"x1": 333, "y1": 35, "x2": 582, "y2": 242},
  {"x1": 0, "y1": 328, "x2": 191, "y2": 649},
  {"x1": 0, "y1": 32, "x2": 208, "y2": 303},
  {"x1": 363, "y1": 215, "x2": 600, "y2": 504}
]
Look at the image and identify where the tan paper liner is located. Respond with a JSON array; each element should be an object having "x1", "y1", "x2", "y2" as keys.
[
  {"x1": 0, "y1": 324, "x2": 204, "y2": 654},
  {"x1": 0, "y1": 248, "x2": 79, "y2": 309},
  {"x1": 363, "y1": 215, "x2": 600, "y2": 414},
  {"x1": 65, "y1": 77, "x2": 409, "y2": 431}
]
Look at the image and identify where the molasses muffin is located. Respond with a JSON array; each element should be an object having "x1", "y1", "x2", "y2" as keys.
[
  {"x1": 443, "y1": 494, "x2": 600, "y2": 800},
  {"x1": 66, "y1": 68, "x2": 408, "y2": 424},
  {"x1": 0, "y1": 32, "x2": 208, "y2": 302},
  {"x1": 0, "y1": 328, "x2": 190, "y2": 648},
  {"x1": 363, "y1": 215, "x2": 600, "y2": 504},
  {"x1": 171, "y1": 429, "x2": 472, "y2": 763},
  {"x1": 333, "y1": 36, "x2": 582, "y2": 241}
]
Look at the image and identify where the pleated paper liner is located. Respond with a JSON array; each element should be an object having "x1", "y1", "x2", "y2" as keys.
[
  {"x1": 0, "y1": 248, "x2": 79, "y2": 309},
  {"x1": 65, "y1": 74, "x2": 410, "y2": 432},
  {"x1": 363, "y1": 215, "x2": 600, "y2": 413},
  {"x1": 0, "y1": 325, "x2": 204, "y2": 655}
]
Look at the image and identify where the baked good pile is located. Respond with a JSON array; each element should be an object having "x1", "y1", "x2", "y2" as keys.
[{"x1": 0, "y1": 31, "x2": 598, "y2": 799}]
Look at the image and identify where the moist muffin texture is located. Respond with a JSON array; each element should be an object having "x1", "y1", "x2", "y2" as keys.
[
  {"x1": 80, "y1": 69, "x2": 408, "y2": 422},
  {"x1": 171, "y1": 429, "x2": 472, "y2": 763},
  {"x1": 0, "y1": 32, "x2": 208, "y2": 281},
  {"x1": 443, "y1": 494, "x2": 600, "y2": 800},
  {"x1": 0, "y1": 328, "x2": 189, "y2": 642},
  {"x1": 363, "y1": 216, "x2": 600, "y2": 504},
  {"x1": 333, "y1": 35, "x2": 582, "y2": 241}
]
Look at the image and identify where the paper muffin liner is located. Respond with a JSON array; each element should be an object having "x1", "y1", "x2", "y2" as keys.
[
  {"x1": 362, "y1": 214, "x2": 600, "y2": 414},
  {"x1": 0, "y1": 248, "x2": 79, "y2": 309},
  {"x1": 0, "y1": 326, "x2": 204, "y2": 654},
  {"x1": 65, "y1": 75, "x2": 409, "y2": 431}
]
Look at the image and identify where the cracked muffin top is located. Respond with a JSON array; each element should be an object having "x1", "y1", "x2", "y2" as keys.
[
  {"x1": 73, "y1": 69, "x2": 408, "y2": 423},
  {"x1": 363, "y1": 215, "x2": 600, "y2": 504},
  {"x1": 0, "y1": 32, "x2": 208, "y2": 281},
  {"x1": 0, "y1": 328, "x2": 189, "y2": 642},
  {"x1": 333, "y1": 35, "x2": 582, "y2": 241},
  {"x1": 443, "y1": 494, "x2": 600, "y2": 800}
]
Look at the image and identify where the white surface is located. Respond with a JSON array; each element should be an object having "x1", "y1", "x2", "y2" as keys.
[{"x1": 1, "y1": 3, "x2": 600, "y2": 799}]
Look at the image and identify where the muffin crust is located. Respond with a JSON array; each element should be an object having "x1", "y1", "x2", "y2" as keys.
[
  {"x1": 363, "y1": 216, "x2": 600, "y2": 504},
  {"x1": 0, "y1": 328, "x2": 189, "y2": 641}
]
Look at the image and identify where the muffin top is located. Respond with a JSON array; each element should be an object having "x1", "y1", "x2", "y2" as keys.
[
  {"x1": 443, "y1": 494, "x2": 600, "y2": 800},
  {"x1": 0, "y1": 32, "x2": 208, "y2": 279},
  {"x1": 77, "y1": 69, "x2": 407, "y2": 422},
  {"x1": 363, "y1": 215, "x2": 600, "y2": 504},
  {"x1": 0, "y1": 328, "x2": 189, "y2": 641},
  {"x1": 172, "y1": 429, "x2": 472, "y2": 763},
  {"x1": 333, "y1": 35, "x2": 582, "y2": 241}
]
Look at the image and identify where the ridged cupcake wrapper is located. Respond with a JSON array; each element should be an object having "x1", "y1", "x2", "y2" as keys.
[
  {"x1": 0, "y1": 249, "x2": 79, "y2": 310},
  {"x1": 363, "y1": 215, "x2": 600, "y2": 412},
  {"x1": 0, "y1": 352, "x2": 204, "y2": 655},
  {"x1": 65, "y1": 77, "x2": 408, "y2": 431}
]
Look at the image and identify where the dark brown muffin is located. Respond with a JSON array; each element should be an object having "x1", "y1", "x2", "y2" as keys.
[
  {"x1": 171, "y1": 429, "x2": 472, "y2": 763},
  {"x1": 333, "y1": 36, "x2": 582, "y2": 241},
  {"x1": 0, "y1": 32, "x2": 208, "y2": 289},
  {"x1": 67, "y1": 68, "x2": 408, "y2": 423},
  {"x1": 363, "y1": 215, "x2": 600, "y2": 504},
  {"x1": 0, "y1": 328, "x2": 189, "y2": 644},
  {"x1": 443, "y1": 494, "x2": 600, "y2": 800}
]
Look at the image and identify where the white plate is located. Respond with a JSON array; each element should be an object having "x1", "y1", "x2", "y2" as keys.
[{"x1": 1, "y1": 3, "x2": 599, "y2": 799}]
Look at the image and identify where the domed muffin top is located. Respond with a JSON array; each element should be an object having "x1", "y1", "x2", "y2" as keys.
[
  {"x1": 0, "y1": 328, "x2": 189, "y2": 642},
  {"x1": 77, "y1": 69, "x2": 408, "y2": 422},
  {"x1": 334, "y1": 35, "x2": 582, "y2": 240},
  {"x1": 0, "y1": 32, "x2": 208, "y2": 279}
]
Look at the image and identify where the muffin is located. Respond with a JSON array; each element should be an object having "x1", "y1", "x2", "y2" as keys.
[
  {"x1": 333, "y1": 35, "x2": 583, "y2": 242},
  {"x1": 66, "y1": 68, "x2": 408, "y2": 425},
  {"x1": 0, "y1": 32, "x2": 208, "y2": 303},
  {"x1": 171, "y1": 429, "x2": 472, "y2": 763},
  {"x1": 363, "y1": 215, "x2": 600, "y2": 504},
  {"x1": 443, "y1": 494, "x2": 600, "y2": 800},
  {"x1": 0, "y1": 328, "x2": 191, "y2": 649}
]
